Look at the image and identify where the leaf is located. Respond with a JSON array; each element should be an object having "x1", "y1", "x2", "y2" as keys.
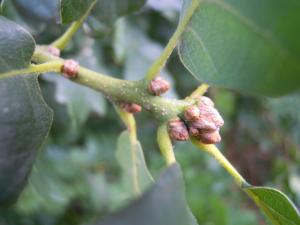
[
  {"x1": 92, "y1": 0, "x2": 146, "y2": 26},
  {"x1": 60, "y1": 0, "x2": 145, "y2": 25},
  {"x1": 0, "y1": 1, "x2": 4, "y2": 13},
  {"x1": 13, "y1": 0, "x2": 58, "y2": 22},
  {"x1": 9, "y1": 0, "x2": 63, "y2": 39},
  {"x1": 60, "y1": 0, "x2": 95, "y2": 23},
  {"x1": 0, "y1": 76, "x2": 53, "y2": 206},
  {"x1": 245, "y1": 186, "x2": 300, "y2": 225},
  {"x1": 0, "y1": 16, "x2": 53, "y2": 206},
  {"x1": 115, "y1": 131, "x2": 153, "y2": 198},
  {"x1": 178, "y1": 0, "x2": 300, "y2": 96},
  {"x1": 16, "y1": 134, "x2": 119, "y2": 215},
  {"x1": 94, "y1": 163, "x2": 198, "y2": 225},
  {"x1": 0, "y1": 16, "x2": 35, "y2": 72}
]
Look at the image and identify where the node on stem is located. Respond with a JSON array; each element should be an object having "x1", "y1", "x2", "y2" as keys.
[
  {"x1": 62, "y1": 59, "x2": 79, "y2": 78},
  {"x1": 148, "y1": 77, "x2": 170, "y2": 96},
  {"x1": 120, "y1": 102, "x2": 142, "y2": 114}
]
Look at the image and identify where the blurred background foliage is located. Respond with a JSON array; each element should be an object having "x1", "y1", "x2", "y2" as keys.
[{"x1": 0, "y1": 0, "x2": 299, "y2": 224}]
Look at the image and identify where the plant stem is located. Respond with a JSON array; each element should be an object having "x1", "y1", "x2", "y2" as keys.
[
  {"x1": 0, "y1": 61, "x2": 64, "y2": 80},
  {"x1": 52, "y1": 0, "x2": 97, "y2": 50},
  {"x1": 157, "y1": 123, "x2": 176, "y2": 166},
  {"x1": 192, "y1": 139, "x2": 248, "y2": 187},
  {"x1": 145, "y1": 0, "x2": 200, "y2": 81},
  {"x1": 115, "y1": 107, "x2": 141, "y2": 196},
  {"x1": 32, "y1": 49, "x2": 193, "y2": 122},
  {"x1": 189, "y1": 84, "x2": 210, "y2": 99},
  {"x1": 115, "y1": 107, "x2": 137, "y2": 141}
]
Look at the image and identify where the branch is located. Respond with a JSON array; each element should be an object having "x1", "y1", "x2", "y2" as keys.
[
  {"x1": 115, "y1": 107, "x2": 141, "y2": 196},
  {"x1": 32, "y1": 47, "x2": 195, "y2": 122},
  {"x1": 145, "y1": 0, "x2": 200, "y2": 81},
  {"x1": 0, "y1": 61, "x2": 63, "y2": 80},
  {"x1": 188, "y1": 84, "x2": 210, "y2": 99},
  {"x1": 192, "y1": 138, "x2": 248, "y2": 187},
  {"x1": 157, "y1": 123, "x2": 176, "y2": 165}
]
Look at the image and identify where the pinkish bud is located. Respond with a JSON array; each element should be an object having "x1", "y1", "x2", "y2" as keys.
[
  {"x1": 121, "y1": 103, "x2": 142, "y2": 114},
  {"x1": 168, "y1": 118, "x2": 189, "y2": 141},
  {"x1": 199, "y1": 96, "x2": 215, "y2": 107},
  {"x1": 62, "y1": 60, "x2": 79, "y2": 78},
  {"x1": 187, "y1": 96, "x2": 224, "y2": 144},
  {"x1": 47, "y1": 46, "x2": 60, "y2": 57},
  {"x1": 197, "y1": 130, "x2": 221, "y2": 144},
  {"x1": 189, "y1": 117, "x2": 217, "y2": 135},
  {"x1": 149, "y1": 77, "x2": 170, "y2": 96},
  {"x1": 199, "y1": 107, "x2": 224, "y2": 128},
  {"x1": 184, "y1": 105, "x2": 201, "y2": 121}
]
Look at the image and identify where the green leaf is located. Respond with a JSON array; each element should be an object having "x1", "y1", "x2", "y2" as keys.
[
  {"x1": 0, "y1": 16, "x2": 35, "y2": 72},
  {"x1": 94, "y1": 163, "x2": 198, "y2": 225},
  {"x1": 115, "y1": 131, "x2": 153, "y2": 198},
  {"x1": 0, "y1": 76, "x2": 53, "y2": 206},
  {"x1": 0, "y1": 16, "x2": 53, "y2": 206},
  {"x1": 92, "y1": 0, "x2": 146, "y2": 26},
  {"x1": 245, "y1": 186, "x2": 300, "y2": 225},
  {"x1": 0, "y1": 1, "x2": 4, "y2": 14},
  {"x1": 60, "y1": 0, "x2": 95, "y2": 23},
  {"x1": 179, "y1": 0, "x2": 300, "y2": 96},
  {"x1": 60, "y1": 0, "x2": 145, "y2": 25},
  {"x1": 13, "y1": 0, "x2": 58, "y2": 22}
]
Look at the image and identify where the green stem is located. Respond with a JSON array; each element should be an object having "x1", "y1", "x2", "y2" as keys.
[
  {"x1": 52, "y1": 0, "x2": 97, "y2": 50},
  {"x1": 0, "y1": 61, "x2": 64, "y2": 80},
  {"x1": 189, "y1": 84, "x2": 210, "y2": 99},
  {"x1": 115, "y1": 107, "x2": 137, "y2": 141},
  {"x1": 192, "y1": 139, "x2": 248, "y2": 187},
  {"x1": 115, "y1": 107, "x2": 141, "y2": 196},
  {"x1": 157, "y1": 123, "x2": 176, "y2": 165},
  {"x1": 32, "y1": 49, "x2": 193, "y2": 121},
  {"x1": 145, "y1": 0, "x2": 200, "y2": 81}
]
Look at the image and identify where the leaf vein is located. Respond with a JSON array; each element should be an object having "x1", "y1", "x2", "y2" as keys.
[{"x1": 187, "y1": 26, "x2": 220, "y2": 76}]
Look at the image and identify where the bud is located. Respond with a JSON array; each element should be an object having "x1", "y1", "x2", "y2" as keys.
[
  {"x1": 148, "y1": 77, "x2": 170, "y2": 96},
  {"x1": 188, "y1": 117, "x2": 217, "y2": 136},
  {"x1": 187, "y1": 96, "x2": 224, "y2": 144},
  {"x1": 198, "y1": 96, "x2": 214, "y2": 107},
  {"x1": 47, "y1": 46, "x2": 60, "y2": 57},
  {"x1": 62, "y1": 60, "x2": 79, "y2": 78},
  {"x1": 197, "y1": 130, "x2": 221, "y2": 144},
  {"x1": 120, "y1": 102, "x2": 142, "y2": 114},
  {"x1": 199, "y1": 106, "x2": 224, "y2": 128},
  {"x1": 168, "y1": 118, "x2": 189, "y2": 141},
  {"x1": 184, "y1": 105, "x2": 201, "y2": 121}
]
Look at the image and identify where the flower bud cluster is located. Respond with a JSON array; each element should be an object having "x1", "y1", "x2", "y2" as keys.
[{"x1": 168, "y1": 96, "x2": 224, "y2": 144}]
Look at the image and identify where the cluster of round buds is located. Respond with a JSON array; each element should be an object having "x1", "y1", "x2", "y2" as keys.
[
  {"x1": 186, "y1": 96, "x2": 224, "y2": 144},
  {"x1": 168, "y1": 118, "x2": 189, "y2": 141},
  {"x1": 62, "y1": 59, "x2": 79, "y2": 78},
  {"x1": 120, "y1": 102, "x2": 142, "y2": 114},
  {"x1": 148, "y1": 77, "x2": 170, "y2": 96}
]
